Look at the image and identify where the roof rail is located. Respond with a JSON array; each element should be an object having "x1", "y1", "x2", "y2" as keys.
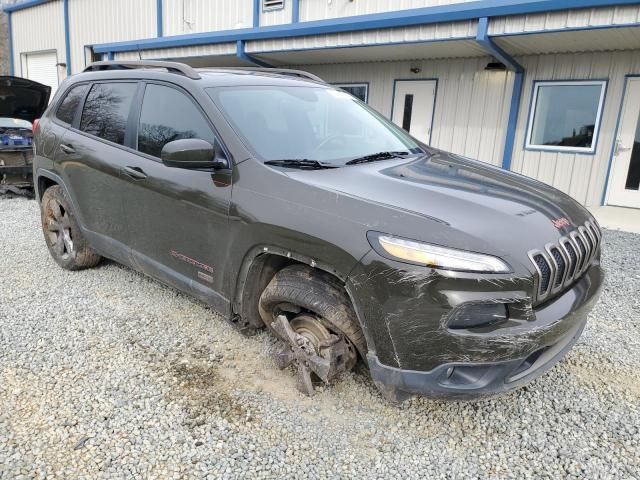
[
  {"x1": 220, "y1": 67, "x2": 325, "y2": 83},
  {"x1": 84, "y1": 60, "x2": 201, "y2": 80}
]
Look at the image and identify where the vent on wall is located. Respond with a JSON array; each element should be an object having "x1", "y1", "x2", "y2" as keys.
[{"x1": 263, "y1": 0, "x2": 285, "y2": 11}]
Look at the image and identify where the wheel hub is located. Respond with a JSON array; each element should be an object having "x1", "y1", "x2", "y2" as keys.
[
  {"x1": 271, "y1": 314, "x2": 356, "y2": 396},
  {"x1": 45, "y1": 199, "x2": 73, "y2": 260}
]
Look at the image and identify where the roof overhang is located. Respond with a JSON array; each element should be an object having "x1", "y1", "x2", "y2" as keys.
[{"x1": 91, "y1": 0, "x2": 640, "y2": 54}]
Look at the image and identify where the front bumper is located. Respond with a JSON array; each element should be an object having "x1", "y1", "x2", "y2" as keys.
[{"x1": 348, "y1": 254, "x2": 603, "y2": 401}]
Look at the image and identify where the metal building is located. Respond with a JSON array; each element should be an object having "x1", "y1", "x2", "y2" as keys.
[{"x1": 4, "y1": 0, "x2": 640, "y2": 209}]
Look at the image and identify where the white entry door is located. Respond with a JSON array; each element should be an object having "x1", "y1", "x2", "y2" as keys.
[
  {"x1": 391, "y1": 80, "x2": 436, "y2": 143},
  {"x1": 608, "y1": 77, "x2": 640, "y2": 208},
  {"x1": 23, "y1": 51, "x2": 59, "y2": 97}
]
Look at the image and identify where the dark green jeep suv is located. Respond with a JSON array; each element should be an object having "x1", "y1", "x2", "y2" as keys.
[{"x1": 33, "y1": 61, "x2": 603, "y2": 401}]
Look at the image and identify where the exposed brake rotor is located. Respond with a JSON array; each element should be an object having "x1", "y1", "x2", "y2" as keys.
[{"x1": 271, "y1": 314, "x2": 356, "y2": 396}]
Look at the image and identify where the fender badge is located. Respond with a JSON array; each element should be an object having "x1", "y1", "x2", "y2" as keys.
[{"x1": 551, "y1": 217, "x2": 571, "y2": 229}]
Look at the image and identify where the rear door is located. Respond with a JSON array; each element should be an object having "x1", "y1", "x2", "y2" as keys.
[
  {"x1": 55, "y1": 81, "x2": 139, "y2": 262},
  {"x1": 120, "y1": 82, "x2": 232, "y2": 311}
]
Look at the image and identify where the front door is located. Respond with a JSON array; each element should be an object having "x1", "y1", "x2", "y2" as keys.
[
  {"x1": 391, "y1": 80, "x2": 436, "y2": 143},
  {"x1": 121, "y1": 82, "x2": 232, "y2": 312},
  {"x1": 608, "y1": 77, "x2": 640, "y2": 208}
]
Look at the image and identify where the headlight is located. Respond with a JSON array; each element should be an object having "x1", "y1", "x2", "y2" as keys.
[{"x1": 368, "y1": 233, "x2": 512, "y2": 273}]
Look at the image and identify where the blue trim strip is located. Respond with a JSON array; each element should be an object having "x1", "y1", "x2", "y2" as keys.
[
  {"x1": 7, "y1": 12, "x2": 14, "y2": 75},
  {"x1": 3, "y1": 0, "x2": 51, "y2": 13},
  {"x1": 63, "y1": 0, "x2": 71, "y2": 75},
  {"x1": 107, "y1": 51, "x2": 114, "y2": 60},
  {"x1": 292, "y1": 0, "x2": 300, "y2": 23},
  {"x1": 156, "y1": 0, "x2": 163, "y2": 37},
  {"x1": 253, "y1": 0, "x2": 260, "y2": 28},
  {"x1": 92, "y1": 0, "x2": 640, "y2": 54},
  {"x1": 236, "y1": 40, "x2": 273, "y2": 68}
]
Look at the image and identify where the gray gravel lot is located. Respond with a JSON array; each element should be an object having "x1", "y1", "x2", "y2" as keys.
[{"x1": 1, "y1": 197, "x2": 639, "y2": 479}]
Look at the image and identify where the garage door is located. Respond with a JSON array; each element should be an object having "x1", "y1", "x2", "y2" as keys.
[{"x1": 23, "y1": 51, "x2": 59, "y2": 98}]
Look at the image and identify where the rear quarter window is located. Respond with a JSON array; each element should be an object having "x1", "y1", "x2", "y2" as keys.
[
  {"x1": 55, "y1": 84, "x2": 89, "y2": 125},
  {"x1": 79, "y1": 83, "x2": 137, "y2": 145}
]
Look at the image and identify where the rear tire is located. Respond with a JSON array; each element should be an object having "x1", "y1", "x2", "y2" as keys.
[
  {"x1": 40, "y1": 185, "x2": 101, "y2": 270},
  {"x1": 259, "y1": 264, "x2": 367, "y2": 360}
]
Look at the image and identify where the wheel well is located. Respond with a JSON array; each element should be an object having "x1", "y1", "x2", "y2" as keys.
[
  {"x1": 37, "y1": 176, "x2": 58, "y2": 200},
  {"x1": 235, "y1": 253, "x2": 298, "y2": 330},
  {"x1": 235, "y1": 253, "x2": 359, "y2": 333}
]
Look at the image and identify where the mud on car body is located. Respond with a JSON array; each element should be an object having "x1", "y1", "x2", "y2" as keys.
[{"x1": 33, "y1": 61, "x2": 603, "y2": 401}]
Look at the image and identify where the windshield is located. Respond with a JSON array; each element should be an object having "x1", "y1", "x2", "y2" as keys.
[
  {"x1": 207, "y1": 86, "x2": 422, "y2": 165},
  {"x1": 0, "y1": 118, "x2": 32, "y2": 130}
]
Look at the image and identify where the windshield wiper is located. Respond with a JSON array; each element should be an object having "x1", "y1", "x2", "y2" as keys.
[
  {"x1": 345, "y1": 151, "x2": 412, "y2": 165},
  {"x1": 264, "y1": 159, "x2": 338, "y2": 170}
]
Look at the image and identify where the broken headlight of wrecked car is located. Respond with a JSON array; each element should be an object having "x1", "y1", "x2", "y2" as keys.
[{"x1": 367, "y1": 232, "x2": 512, "y2": 273}]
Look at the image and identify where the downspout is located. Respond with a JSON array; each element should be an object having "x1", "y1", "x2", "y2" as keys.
[
  {"x1": 7, "y1": 12, "x2": 14, "y2": 75},
  {"x1": 475, "y1": 17, "x2": 524, "y2": 171},
  {"x1": 253, "y1": 0, "x2": 260, "y2": 28},
  {"x1": 292, "y1": 0, "x2": 300, "y2": 23},
  {"x1": 156, "y1": 0, "x2": 163, "y2": 37},
  {"x1": 63, "y1": 0, "x2": 71, "y2": 75},
  {"x1": 236, "y1": 40, "x2": 273, "y2": 68}
]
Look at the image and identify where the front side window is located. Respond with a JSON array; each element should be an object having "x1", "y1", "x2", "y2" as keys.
[
  {"x1": 207, "y1": 86, "x2": 420, "y2": 165},
  {"x1": 56, "y1": 84, "x2": 89, "y2": 125},
  {"x1": 79, "y1": 83, "x2": 137, "y2": 145},
  {"x1": 526, "y1": 80, "x2": 607, "y2": 154},
  {"x1": 137, "y1": 84, "x2": 217, "y2": 158}
]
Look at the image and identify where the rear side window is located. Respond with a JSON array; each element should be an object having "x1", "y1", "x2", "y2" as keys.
[
  {"x1": 56, "y1": 84, "x2": 88, "y2": 125},
  {"x1": 137, "y1": 84, "x2": 216, "y2": 158},
  {"x1": 79, "y1": 83, "x2": 137, "y2": 145}
]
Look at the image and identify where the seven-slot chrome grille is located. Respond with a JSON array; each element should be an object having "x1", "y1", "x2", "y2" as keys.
[{"x1": 528, "y1": 220, "x2": 601, "y2": 304}]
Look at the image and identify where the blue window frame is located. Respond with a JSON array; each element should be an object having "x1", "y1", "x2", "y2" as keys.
[{"x1": 525, "y1": 80, "x2": 607, "y2": 154}]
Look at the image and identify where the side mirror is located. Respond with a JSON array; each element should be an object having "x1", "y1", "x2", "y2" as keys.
[{"x1": 161, "y1": 138, "x2": 215, "y2": 169}]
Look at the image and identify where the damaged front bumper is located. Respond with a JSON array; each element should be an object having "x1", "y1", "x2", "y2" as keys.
[{"x1": 348, "y1": 253, "x2": 603, "y2": 401}]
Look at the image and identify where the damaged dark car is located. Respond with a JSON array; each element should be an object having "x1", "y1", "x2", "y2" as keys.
[
  {"x1": 0, "y1": 76, "x2": 51, "y2": 195},
  {"x1": 33, "y1": 61, "x2": 603, "y2": 401}
]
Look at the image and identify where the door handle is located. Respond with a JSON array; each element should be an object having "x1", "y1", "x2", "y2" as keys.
[
  {"x1": 59, "y1": 143, "x2": 75, "y2": 154},
  {"x1": 614, "y1": 139, "x2": 631, "y2": 156},
  {"x1": 122, "y1": 166, "x2": 148, "y2": 180}
]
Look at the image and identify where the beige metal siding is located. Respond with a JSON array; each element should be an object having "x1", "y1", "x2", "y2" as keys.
[
  {"x1": 68, "y1": 0, "x2": 156, "y2": 73},
  {"x1": 162, "y1": 0, "x2": 253, "y2": 36},
  {"x1": 114, "y1": 43, "x2": 237, "y2": 61},
  {"x1": 10, "y1": 0, "x2": 65, "y2": 80},
  {"x1": 299, "y1": 58, "x2": 512, "y2": 167},
  {"x1": 299, "y1": 0, "x2": 475, "y2": 22},
  {"x1": 246, "y1": 21, "x2": 478, "y2": 53},
  {"x1": 489, "y1": 5, "x2": 640, "y2": 35},
  {"x1": 510, "y1": 50, "x2": 640, "y2": 206}
]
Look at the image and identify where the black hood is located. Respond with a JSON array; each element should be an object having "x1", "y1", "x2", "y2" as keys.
[
  {"x1": 284, "y1": 151, "x2": 593, "y2": 267},
  {"x1": 0, "y1": 76, "x2": 52, "y2": 123}
]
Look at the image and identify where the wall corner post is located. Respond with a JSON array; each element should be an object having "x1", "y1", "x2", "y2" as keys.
[{"x1": 156, "y1": 0, "x2": 163, "y2": 37}]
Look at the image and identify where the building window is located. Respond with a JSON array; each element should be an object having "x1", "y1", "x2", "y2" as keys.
[
  {"x1": 333, "y1": 83, "x2": 368, "y2": 103},
  {"x1": 525, "y1": 80, "x2": 607, "y2": 154},
  {"x1": 263, "y1": 0, "x2": 285, "y2": 11}
]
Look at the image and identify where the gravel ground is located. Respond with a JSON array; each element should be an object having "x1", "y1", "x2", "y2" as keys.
[{"x1": 1, "y1": 197, "x2": 639, "y2": 479}]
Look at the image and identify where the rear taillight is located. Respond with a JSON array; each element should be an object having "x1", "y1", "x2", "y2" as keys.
[{"x1": 33, "y1": 119, "x2": 40, "y2": 134}]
